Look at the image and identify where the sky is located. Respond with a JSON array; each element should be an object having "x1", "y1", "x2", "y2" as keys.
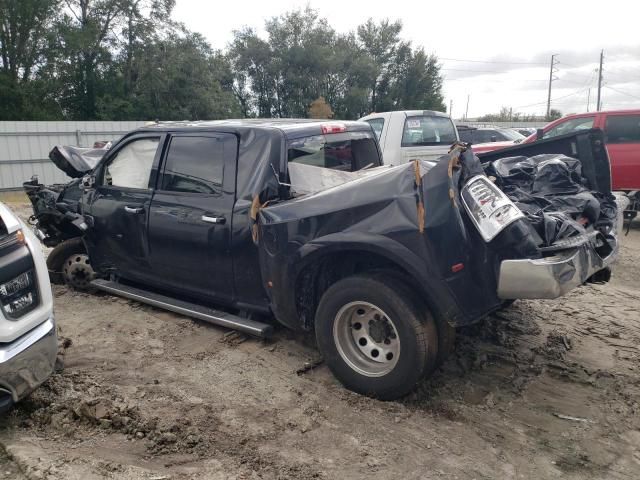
[{"x1": 173, "y1": 0, "x2": 640, "y2": 119}]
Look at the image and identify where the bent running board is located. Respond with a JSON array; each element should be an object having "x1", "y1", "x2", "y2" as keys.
[{"x1": 91, "y1": 279, "x2": 273, "y2": 338}]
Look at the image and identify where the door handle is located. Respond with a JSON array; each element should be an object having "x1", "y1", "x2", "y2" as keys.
[
  {"x1": 124, "y1": 206, "x2": 144, "y2": 214},
  {"x1": 201, "y1": 215, "x2": 226, "y2": 224}
]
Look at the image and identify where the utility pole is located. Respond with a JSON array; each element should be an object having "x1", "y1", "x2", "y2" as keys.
[
  {"x1": 596, "y1": 49, "x2": 604, "y2": 111},
  {"x1": 465, "y1": 95, "x2": 470, "y2": 120},
  {"x1": 546, "y1": 54, "x2": 559, "y2": 120},
  {"x1": 587, "y1": 88, "x2": 591, "y2": 112},
  {"x1": 449, "y1": 99, "x2": 453, "y2": 117}
]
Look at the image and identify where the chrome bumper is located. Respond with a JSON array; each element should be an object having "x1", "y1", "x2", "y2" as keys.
[
  {"x1": 497, "y1": 239, "x2": 617, "y2": 299},
  {"x1": 0, "y1": 318, "x2": 57, "y2": 404}
]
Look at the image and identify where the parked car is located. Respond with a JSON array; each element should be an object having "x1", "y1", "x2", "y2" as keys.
[
  {"x1": 468, "y1": 110, "x2": 640, "y2": 206},
  {"x1": 513, "y1": 127, "x2": 537, "y2": 137},
  {"x1": 0, "y1": 202, "x2": 56, "y2": 412},
  {"x1": 359, "y1": 110, "x2": 458, "y2": 164},
  {"x1": 24, "y1": 120, "x2": 620, "y2": 400},
  {"x1": 457, "y1": 126, "x2": 526, "y2": 145}
]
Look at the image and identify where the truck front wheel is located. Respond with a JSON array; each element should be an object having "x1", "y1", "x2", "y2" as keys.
[
  {"x1": 315, "y1": 275, "x2": 438, "y2": 400},
  {"x1": 47, "y1": 238, "x2": 96, "y2": 290}
]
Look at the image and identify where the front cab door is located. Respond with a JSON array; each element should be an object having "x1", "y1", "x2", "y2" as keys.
[{"x1": 83, "y1": 134, "x2": 164, "y2": 282}]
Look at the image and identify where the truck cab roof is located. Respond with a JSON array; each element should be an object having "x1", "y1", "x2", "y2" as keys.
[{"x1": 135, "y1": 119, "x2": 373, "y2": 140}]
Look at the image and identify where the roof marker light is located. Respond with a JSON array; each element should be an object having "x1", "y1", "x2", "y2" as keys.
[{"x1": 321, "y1": 123, "x2": 347, "y2": 134}]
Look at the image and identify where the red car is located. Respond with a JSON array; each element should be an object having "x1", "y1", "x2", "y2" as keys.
[{"x1": 472, "y1": 110, "x2": 640, "y2": 193}]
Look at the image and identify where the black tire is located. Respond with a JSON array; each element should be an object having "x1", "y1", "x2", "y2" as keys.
[
  {"x1": 315, "y1": 275, "x2": 438, "y2": 400},
  {"x1": 434, "y1": 318, "x2": 456, "y2": 368},
  {"x1": 46, "y1": 237, "x2": 86, "y2": 285}
]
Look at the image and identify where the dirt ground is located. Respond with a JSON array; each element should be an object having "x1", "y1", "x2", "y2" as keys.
[{"x1": 1, "y1": 202, "x2": 639, "y2": 480}]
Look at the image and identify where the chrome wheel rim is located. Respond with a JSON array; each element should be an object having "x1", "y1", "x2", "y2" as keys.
[{"x1": 333, "y1": 301, "x2": 400, "y2": 377}]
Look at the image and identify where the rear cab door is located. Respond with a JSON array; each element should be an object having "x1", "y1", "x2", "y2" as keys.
[
  {"x1": 147, "y1": 131, "x2": 238, "y2": 303},
  {"x1": 83, "y1": 133, "x2": 164, "y2": 281},
  {"x1": 601, "y1": 112, "x2": 640, "y2": 190}
]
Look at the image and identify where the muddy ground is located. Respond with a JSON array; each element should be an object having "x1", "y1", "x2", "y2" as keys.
[{"x1": 1, "y1": 202, "x2": 639, "y2": 480}]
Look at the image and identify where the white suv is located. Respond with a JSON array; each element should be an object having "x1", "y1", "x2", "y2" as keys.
[{"x1": 0, "y1": 202, "x2": 56, "y2": 411}]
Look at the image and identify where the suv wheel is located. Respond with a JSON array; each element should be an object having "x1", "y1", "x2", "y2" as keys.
[{"x1": 315, "y1": 275, "x2": 438, "y2": 400}]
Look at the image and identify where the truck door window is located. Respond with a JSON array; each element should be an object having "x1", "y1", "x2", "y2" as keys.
[
  {"x1": 543, "y1": 117, "x2": 594, "y2": 139},
  {"x1": 103, "y1": 137, "x2": 160, "y2": 189},
  {"x1": 161, "y1": 136, "x2": 225, "y2": 194},
  {"x1": 287, "y1": 131, "x2": 379, "y2": 171},
  {"x1": 605, "y1": 115, "x2": 640, "y2": 143},
  {"x1": 365, "y1": 118, "x2": 384, "y2": 139},
  {"x1": 401, "y1": 116, "x2": 457, "y2": 147}
]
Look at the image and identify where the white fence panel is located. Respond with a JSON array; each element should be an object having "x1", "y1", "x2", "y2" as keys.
[{"x1": 0, "y1": 121, "x2": 145, "y2": 190}]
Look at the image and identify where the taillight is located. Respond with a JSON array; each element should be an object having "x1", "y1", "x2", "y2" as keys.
[
  {"x1": 321, "y1": 123, "x2": 347, "y2": 134},
  {"x1": 460, "y1": 175, "x2": 524, "y2": 242}
]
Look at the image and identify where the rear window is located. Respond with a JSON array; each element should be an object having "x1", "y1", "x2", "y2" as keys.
[
  {"x1": 605, "y1": 115, "x2": 640, "y2": 143},
  {"x1": 401, "y1": 116, "x2": 457, "y2": 147},
  {"x1": 287, "y1": 131, "x2": 380, "y2": 172}
]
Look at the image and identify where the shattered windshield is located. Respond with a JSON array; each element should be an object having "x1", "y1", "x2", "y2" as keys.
[{"x1": 287, "y1": 131, "x2": 379, "y2": 172}]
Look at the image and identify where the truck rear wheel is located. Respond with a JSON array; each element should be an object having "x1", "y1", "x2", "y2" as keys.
[{"x1": 315, "y1": 275, "x2": 438, "y2": 400}]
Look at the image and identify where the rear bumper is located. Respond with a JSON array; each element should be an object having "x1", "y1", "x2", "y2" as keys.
[
  {"x1": 0, "y1": 317, "x2": 56, "y2": 408},
  {"x1": 497, "y1": 239, "x2": 617, "y2": 299}
]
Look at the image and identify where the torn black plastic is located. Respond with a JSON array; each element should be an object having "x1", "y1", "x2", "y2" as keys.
[
  {"x1": 49, "y1": 145, "x2": 109, "y2": 178},
  {"x1": 484, "y1": 153, "x2": 617, "y2": 249}
]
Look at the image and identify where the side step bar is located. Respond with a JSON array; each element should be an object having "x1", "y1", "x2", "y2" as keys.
[{"x1": 91, "y1": 279, "x2": 273, "y2": 338}]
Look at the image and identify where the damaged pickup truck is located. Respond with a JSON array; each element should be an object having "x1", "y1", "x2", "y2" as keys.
[{"x1": 23, "y1": 120, "x2": 621, "y2": 399}]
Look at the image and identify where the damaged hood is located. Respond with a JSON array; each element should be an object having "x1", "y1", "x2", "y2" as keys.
[{"x1": 49, "y1": 145, "x2": 109, "y2": 178}]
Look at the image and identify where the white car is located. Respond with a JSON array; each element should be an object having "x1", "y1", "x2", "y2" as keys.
[
  {"x1": 0, "y1": 202, "x2": 56, "y2": 412},
  {"x1": 359, "y1": 110, "x2": 459, "y2": 165}
]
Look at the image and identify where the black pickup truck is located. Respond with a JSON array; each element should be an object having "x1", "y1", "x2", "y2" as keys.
[{"x1": 24, "y1": 120, "x2": 620, "y2": 399}]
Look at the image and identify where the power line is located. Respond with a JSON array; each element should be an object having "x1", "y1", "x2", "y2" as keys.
[
  {"x1": 604, "y1": 85, "x2": 640, "y2": 101},
  {"x1": 444, "y1": 77, "x2": 547, "y2": 84},
  {"x1": 440, "y1": 67, "x2": 518, "y2": 74},
  {"x1": 439, "y1": 57, "x2": 547, "y2": 65},
  {"x1": 513, "y1": 87, "x2": 590, "y2": 109}
]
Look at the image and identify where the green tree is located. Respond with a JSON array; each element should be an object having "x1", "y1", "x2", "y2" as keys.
[
  {"x1": 54, "y1": 0, "x2": 134, "y2": 119},
  {"x1": 229, "y1": 27, "x2": 277, "y2": 117},
  {"x1": 0, "y1": 0, "x2": 62, "y2": 119},
  {"x1": 121, "y1": 31, "x2": 240, "y2": 120},
  {"x1": 547, "y1": 108, "x2": 562, "y2": 121},
  {"x1": 356, "y1": 18, "x2": 402, "y2": 113}
]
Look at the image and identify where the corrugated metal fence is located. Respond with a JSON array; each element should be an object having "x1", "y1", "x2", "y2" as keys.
[{"x1": 0, "y1": 121, "x2": 145, "y2": 191}]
